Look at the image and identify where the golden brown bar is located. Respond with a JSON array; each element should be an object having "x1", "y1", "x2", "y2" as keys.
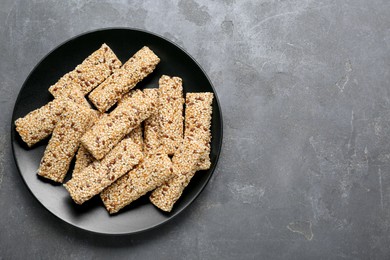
[
  {"x1": 81, "y1": 89, "x2": 157, "y2": 160},
  {"x1": 37, "y1": 101, "x2": 95, "y2": 183},
  {"x1": 49, "y1": 43, "x2": 121, "y2": 96},
  {"x1": 89, "y1": 46, "x2": 160, "y2": 112},
  {"x1": 101, "y1": 153, "x2": 173, "y2": 214},
  {"x1": 184, "y1": 93, "x2": 214, "y2": 170},
  {"x1": 149, "y1": 139, "x2": 207, "y2": 212},
  {"x1": 14, "y1": 98, "x2": 68, "y2": 147},
  {"x1": 64, "y1": 137, "x2": 142, "y2": 204},
  {"x1": 158, "y1": 75, "x2": 184, "y2": 155}
]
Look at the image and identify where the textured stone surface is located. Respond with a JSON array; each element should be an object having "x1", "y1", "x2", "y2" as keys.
[{"x1": 1, "y1": 0, "x2": 390, "y2": 259}]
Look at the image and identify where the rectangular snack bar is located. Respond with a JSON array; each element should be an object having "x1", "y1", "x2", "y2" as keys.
[
  {"x1": 37, "y1": 101, "x2": 96, "y2": 183},
  {"x1": 81, "y1": 89, "x2": 157, "y2": 160},
  {"x1": 14, "y1": 97, "x2": 68, "y2": 147},
  {"x1": 184, "y1": 93, "x2": 214, "y2": 170},
  {"x1": 158, "y1": 75, "x2": 184, "y2": 155},
  {"x1": 101, "y1": 153, "x2": 173, "y2": 214},
  {"x1": 143, "y1": 88, "x2": 161, "y2": 154},
  {"x1": 64, "y1": 137, "x2": 143, "y2": 204},
  {"x1": 89, "y1": 46, "x2": 160, "y2": 112},
  {"x1": 149, "y1": 139, "x2": 207, "y2": 212},
  {"x1": 49, "y1": 43, "x2": 122, "y2": 96}
]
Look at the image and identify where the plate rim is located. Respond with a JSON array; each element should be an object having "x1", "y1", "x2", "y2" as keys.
[{"x1": 11, "y1": 27, "x2": 223, "y2": 235}]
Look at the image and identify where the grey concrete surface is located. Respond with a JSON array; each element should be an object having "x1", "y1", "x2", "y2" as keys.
[{"x1": 1, "y1": 0, "x2": 390, "y2": 259}]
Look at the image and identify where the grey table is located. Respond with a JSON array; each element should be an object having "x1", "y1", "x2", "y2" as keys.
[{"x1": 1, "y1": 0, "x2": 389, "y2": 259}]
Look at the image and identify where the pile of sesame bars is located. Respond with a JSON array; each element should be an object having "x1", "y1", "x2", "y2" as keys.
[{"x1": 15, "y1": 44, "x2": 213, "y2": 214}]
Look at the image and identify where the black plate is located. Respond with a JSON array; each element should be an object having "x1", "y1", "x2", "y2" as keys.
[{"x1": 11, "y1": 28, "x2": 222, "y2": 235}]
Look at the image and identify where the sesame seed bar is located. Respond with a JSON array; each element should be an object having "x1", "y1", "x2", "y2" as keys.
[
  {"x1": 81, "y1": 89, "x2": 157, "y2": 160},
  {"x1": 14, "y1": 97, "x2": 68, "y2": 147},
  {"x1": 37, "y1": 101, "x2": 95, "y2": 183},
  {"x1": 101, "y1": 153, "x2": 173, "y2": 214},
  {"x1": 64, "y1": 137, "x2": 143, "y2": 204},
  {"x1": 158, "y1": 75, "x2": 184, "y2": 155},
  {"x1": 184, "y1": 93, "x2": 214, "y2": 170},
  {"x1": 49, "y1": 43, "x2": 121, "y2": 96},
  {"x1": 149, "y1": 139, "x2": 207, "y2": 212},
  {"x1": 89, "y1": 46, "x2": 160, "y2": 112}
]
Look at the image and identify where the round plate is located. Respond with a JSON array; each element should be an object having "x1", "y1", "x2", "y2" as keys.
[{"x1": 11, "y1": 28, "x2": 223, "y2": 235}]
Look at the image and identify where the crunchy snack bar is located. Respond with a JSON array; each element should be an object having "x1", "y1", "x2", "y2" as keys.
[
  {"x1": 64, "y1": 137, "x2": 142, "y2": 204},
  {"x1": 81, "y1": 89, "x2": 157, "y2": 160},
  {"x1": 149, "y1": 139, "x2": 207, "y2": 212},
  {"x1": 37, "y1": 101, "x2": 95, "y2": 183},
  {"x1": 184, "y1": 93, "x2": 214, "y2": 170},
  {"x1": 14, "y1": 98, "x2": 68, "y2": 147},
  {"x1": 101, "y1": 153, "x2": 173, "y2": 214},
  {"x1": 49, "y1": 43, "x2": 121, "y2": 96},
  {"x1": 89, "y1": 46, "x2": 160, "y2": 112},
  {"x1": 158, "y1": 75, "x2": 184, "y2": 155}
]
